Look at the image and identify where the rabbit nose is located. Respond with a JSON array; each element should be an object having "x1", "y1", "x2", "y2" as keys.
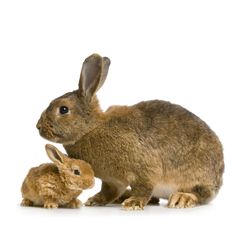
[
  {"x1": 36, "y1": 120, "x2": 41, "y2": 130},
  {"x1": 37, "y1": 111, "x2": 46, "y2": 130},
  {"x1": 36, "y1": 116, "x2": 44, "y2": 130}
]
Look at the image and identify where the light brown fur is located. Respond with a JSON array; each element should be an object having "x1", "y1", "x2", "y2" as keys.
[
  {"x1": 21, "y1": 144, "x2": 94, "y2": 208},
  {"x1": 37, "y1": 54, "x2": 224, "y2": 210}
]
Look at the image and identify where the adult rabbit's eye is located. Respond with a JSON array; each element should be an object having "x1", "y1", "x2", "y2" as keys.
[
  {"x1": 59, "y1": 106, "x2": 69, "y2": 114},
  {"x1": 74, "y1": 169, "x2": 80, "y2": 175}
]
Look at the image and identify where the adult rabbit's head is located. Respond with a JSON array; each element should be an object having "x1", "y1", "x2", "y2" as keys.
[{"x1": 36, "y1": 54, "x2": 110, "y2": 145}]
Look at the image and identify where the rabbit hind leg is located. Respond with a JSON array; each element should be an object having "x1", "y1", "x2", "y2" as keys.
[
  {"x1": 167, "y1": 185, "x2": 215, "y2": 208},
  {"x1": 192, "y1": 185, "x2": 216, "y2": 204},
  {"x1": 21, "y1": 198, "x2": 33, "y2": 207},
  {"x1": 167, "y1": 192, "x2": 198, "y2": 208}
]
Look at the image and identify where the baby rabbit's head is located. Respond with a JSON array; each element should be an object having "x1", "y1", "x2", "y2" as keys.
[
  {"x1": 36, "y1": 54, "x2": 110, "y2": 145},
  {"x1": 45, "y1": 144, "x2": 94, "y2": 190}
]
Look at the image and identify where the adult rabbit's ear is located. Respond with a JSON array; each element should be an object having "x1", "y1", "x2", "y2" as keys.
[{"x1": 78, "y1": 54, "x2": 110, "y2": 101}]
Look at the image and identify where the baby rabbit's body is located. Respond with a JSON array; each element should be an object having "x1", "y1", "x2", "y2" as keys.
[
  {"x1": 21, "y1": 145, "x2": 94, "y2": 208},
  {"x1": 37, "y1": 54, "x2": 224, "y2": 210}
]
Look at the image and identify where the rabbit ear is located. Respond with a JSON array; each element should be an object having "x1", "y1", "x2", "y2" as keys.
[
  {"x1": 45, "y1": 144, "x2": 65, "y2": 166},
  {"x1": 79, "y1": 54, "x2": 110, "y2": 101}
]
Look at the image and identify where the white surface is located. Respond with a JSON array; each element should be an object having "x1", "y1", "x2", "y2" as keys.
[{"x1": 0, "y1": 0, "x2": 236, "y2": 235}]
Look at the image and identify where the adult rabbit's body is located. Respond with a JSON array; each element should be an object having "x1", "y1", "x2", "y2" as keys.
[
  {"x1": 64, "y1": 99, "x2": 223, "y2": 208},
  {"x1": 37, "y1": 54, "x2": 224, "y2": 210}
]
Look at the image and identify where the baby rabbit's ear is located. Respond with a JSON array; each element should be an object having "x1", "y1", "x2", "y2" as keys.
[
  {"x1": 79, "y1": 53, "x2": 110, "y2": 101},
  {"x1": 45, "y1": 144, "x2": 65, "y2": 166}
]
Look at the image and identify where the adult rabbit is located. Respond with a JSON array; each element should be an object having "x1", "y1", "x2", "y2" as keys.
[{"x1": 37, "y1": 54, "x2": 224, "y2": 210}]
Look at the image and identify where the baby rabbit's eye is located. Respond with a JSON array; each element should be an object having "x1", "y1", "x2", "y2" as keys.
[
  {"x1": 74, "y1": 169, "x2": 80, "y2": 175},
  {"x1": 59, "y1": 106, "x2": 69, "y2": 115}
]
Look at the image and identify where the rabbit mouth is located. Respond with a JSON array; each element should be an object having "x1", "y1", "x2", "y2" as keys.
[
  {"x1": 51, "y1": 130, "x2": 64, "y2": 138},
  {"x1": 39, "y1": 128, "x2": 64, "y2": 141}
]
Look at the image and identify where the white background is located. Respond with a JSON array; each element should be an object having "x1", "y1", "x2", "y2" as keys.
[{"x1": 0, "y1": 0, "x2": 235, "y2": 235}]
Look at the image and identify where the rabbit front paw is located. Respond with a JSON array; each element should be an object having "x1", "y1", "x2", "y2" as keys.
[
  {"x1": 167, "y1": 192, "x2": 198, "y2": 208},
  {"x1": 85, "y1": 195, "x2": 108, "y2": 206},
  {"x1": 66, "y1": 199, "x2": 82, "y2": 208},
  {"x1": 122, "y1": 196, "x2": 147, "y2": 210},
  {"x1": 44, "y1": 201, "x2": 58, "y2": 209},
  {"x1": 114, "y1": 190, "x2": 160, "y2": 205}
]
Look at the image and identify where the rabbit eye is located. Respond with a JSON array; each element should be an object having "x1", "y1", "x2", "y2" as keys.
[
  {"x1": 59, "y1": 106, "x2": 69, "y2": 114},
  {"x1": 74, "y1": 169, "x2": 80, "y2": 175}
]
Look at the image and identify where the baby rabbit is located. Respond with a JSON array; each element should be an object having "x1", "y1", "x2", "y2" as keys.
[
  {"x1": 21, "y1": 144, "x2": 94, "y2": 209},
  {"x1": 37, "y1": 54, "x2": 224, "y2": 210}
]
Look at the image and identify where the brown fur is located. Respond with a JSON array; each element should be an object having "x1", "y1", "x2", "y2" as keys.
[
  {"x1": 21, "y1": 144, "x2": 94, "y2": 208},
  {"x1": 37, "y1": 54, "x2": 224, "y2": 210}
]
